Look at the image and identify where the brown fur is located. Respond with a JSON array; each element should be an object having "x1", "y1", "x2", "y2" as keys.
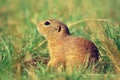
[{"x1": 37, "y1": 19, "x2": 99, "y2": 72}]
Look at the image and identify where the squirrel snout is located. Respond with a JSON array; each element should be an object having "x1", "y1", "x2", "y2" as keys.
[{"x1": 37, "y1": 22, "x2": 41, "y2": 27}]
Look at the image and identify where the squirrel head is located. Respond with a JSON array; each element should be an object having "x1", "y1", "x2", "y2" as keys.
[{"x1": 37, "y1": 19, "x2": 70, "y2": 39}]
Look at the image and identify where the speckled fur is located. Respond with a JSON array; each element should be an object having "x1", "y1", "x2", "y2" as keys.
[{"x1": 37, "y1": 19, "x2": 99, "y2": 72}]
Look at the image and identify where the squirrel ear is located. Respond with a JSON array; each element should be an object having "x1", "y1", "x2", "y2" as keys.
[{"x1": 55, "y1": 25, "x2": 61, "y2": 32}]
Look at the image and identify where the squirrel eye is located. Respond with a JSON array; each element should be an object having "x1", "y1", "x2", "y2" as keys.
[{"x1": 44, "y1": 21, "x2": 50, "y2": 25}]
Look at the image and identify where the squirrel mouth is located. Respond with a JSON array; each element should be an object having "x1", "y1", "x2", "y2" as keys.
[{"x1": 37, "y1": 27, "x2": 46, "y2": 37}]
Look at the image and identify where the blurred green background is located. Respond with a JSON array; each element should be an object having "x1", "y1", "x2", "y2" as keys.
[{"x1": 0, "y1": 0, "x2": 120, "y2": 37}]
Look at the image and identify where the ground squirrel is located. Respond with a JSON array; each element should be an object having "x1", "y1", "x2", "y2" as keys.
[{"x1": 37, "y1": 19, "x2": 99, "y2": 72}]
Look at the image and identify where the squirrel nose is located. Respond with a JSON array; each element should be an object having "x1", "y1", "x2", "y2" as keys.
[{"x1": 37, "y1": 22, "x2": 41, "y2": 27}]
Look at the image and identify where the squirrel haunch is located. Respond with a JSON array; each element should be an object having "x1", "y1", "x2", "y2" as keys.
[{"x1": 37, "y1": 19, "x2": 99, "y2": 71}]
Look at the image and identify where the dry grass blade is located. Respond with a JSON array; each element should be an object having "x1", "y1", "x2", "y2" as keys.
[
  {"x1": 33, "y1": 40, "x2": 47, "y2": 50},
  {"x1": 25, "y1": 66, "x2": 39, "y2": 80},
  {"x1": 68, "y1": 18, "x2": 109, "y2": 27}
]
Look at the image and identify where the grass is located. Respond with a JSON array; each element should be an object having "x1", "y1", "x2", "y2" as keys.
[{"x1": 0, "y1": 0, "x2": 120, "y2": 80}]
